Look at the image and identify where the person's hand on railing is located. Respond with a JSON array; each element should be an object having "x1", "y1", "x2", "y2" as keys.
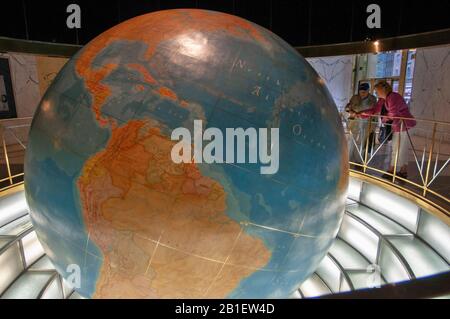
[{"x1": 349, "y1": 110, "x2": 365, "y2": 119}]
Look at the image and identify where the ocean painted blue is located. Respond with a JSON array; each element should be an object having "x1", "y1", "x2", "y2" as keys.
[{"x1": 25, "y1": 9, "x2": 348, "y2": 298}]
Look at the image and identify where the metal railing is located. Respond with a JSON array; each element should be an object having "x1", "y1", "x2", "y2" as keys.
[
  {"x1": 344, "y1": 113, "x2": 450, "y2": 213},
  {"x1": 0, "y1": 115, "x2": 449, "y2": 214},
  {"x1": 0, "y1": 117, "x2": 32, "y2": 192}
]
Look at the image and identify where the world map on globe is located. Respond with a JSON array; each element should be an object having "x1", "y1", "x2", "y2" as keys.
[{"x1": 24, "y1": 9, "x2": 348, "y2": 298}]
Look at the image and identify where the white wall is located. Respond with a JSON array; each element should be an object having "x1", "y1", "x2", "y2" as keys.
[
  {"x1": 0, "y1": 52, "x2": 68, "y2": 118},
  {"x1": 0, "y1": 53, "x2": 41, "y2": 118},
  {"x1": 410, "y1": 44, "x2": 450, "y2": 123},
  {"x1": 307, "y1": 55, "x2": 355, "y2": 112}
]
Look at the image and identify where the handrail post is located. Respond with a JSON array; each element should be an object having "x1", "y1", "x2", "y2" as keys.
[
  {"x1": 2, "y1": 133, "x2": 13, "y2": 186},
  {"x1": 424, "y1": 123, "x2": 437, "y2": 197},
  {"x1": 392, "y1": 121, "x2": 403, "y2": 184},
  {"x1": 363, "y1": 116, "x2": 372, "y2": 174}
]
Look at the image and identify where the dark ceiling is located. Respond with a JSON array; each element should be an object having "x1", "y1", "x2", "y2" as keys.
[{"x1": 1, "y1": 0, "x2": 450, "y2": 47}]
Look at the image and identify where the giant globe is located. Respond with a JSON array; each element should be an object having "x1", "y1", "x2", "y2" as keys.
[{"x1": 25, "y1": 9, "x2": 348, "y2": 298}]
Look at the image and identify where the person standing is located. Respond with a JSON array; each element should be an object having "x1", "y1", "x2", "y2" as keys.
[
  {"x1": 359, "y1": 81, "x2": 416, "y2": 179},
  {"x1": 346, "y1": 82, "x2": 377, "y2": 163}
]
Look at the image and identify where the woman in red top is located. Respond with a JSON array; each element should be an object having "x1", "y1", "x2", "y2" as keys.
[{"x1": 354, "y1": 81, "x2": 416, "y2": 179}]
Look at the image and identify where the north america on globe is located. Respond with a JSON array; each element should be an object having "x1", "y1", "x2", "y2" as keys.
[{"x1": 24, "y1": 9, "x2": 348, "y2": 299}]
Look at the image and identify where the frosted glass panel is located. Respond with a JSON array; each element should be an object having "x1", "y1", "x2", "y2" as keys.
[
  {"x1": 62, "y1": 279, "x2": 75, "y2": 299},
  {"x1": 348, "y1": 178, "x2": 362, "y2": 202},
  {"x1": 0, "y1": 238, "x2": 10, "y2": 250},
  {"x1": 29, "y1": 255, "x2": 55, "y2": 271},
  {"x1": 379, "y1": 242, "x2": 410, "y2": 283},
  {"x1": 69, "y1": 291, "x2": 85, "y2": 299},
  {"x1": 0, "y1": 215, "x2": 31, "y2": 236},
  {"x1": 0, "y1": 190, "x2": 28, "y2": 227},
  {"x1": 1, "y1": 272, "x2": 52, "y2": 299},
  {"x1": 0, "y1": 243, "x2": 24, "y2": 294},
  {"x1": 315, "y1": 255, "x2": 341, "y2": 293},
  {"x1": 348, "y1": 273, "x2": 374, "y2": 290},
  {"x1": 329, "y1": 238, "x2": 370, "y2": 269},
  {"x1": 389, "y1": 237, "x2": 448, "y2": 278},
  {"x1": 291, "y1": 290, "x2": 302, "y2": 299},
  {"x1": 346, "y1": 205, "x2": 410, "y2": 236},
  {"x1": 21, "y1": 231, "x2": 44, "y2": 267},
  {"x1": 41, "y1": 277, "x2": 63, "y2": 299},
  {"x1": 360, "y1": 183, "x2": 419, "y2": 233},
  {"x1": 417, "y1": 211, "x2": 450, "y2": 263},
  {"x1": 338, "y1": 214, "x2": 379, "y2": 263},
  {"x1": 340, "y1": 277, "x2": 351, "y2": 292},
  {"x1": 299, "y1": 274, "x2": 331, "y2": 298}
]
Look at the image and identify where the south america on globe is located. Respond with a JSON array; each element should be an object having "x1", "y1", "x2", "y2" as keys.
[{"x1": 24, "y1": 9, "x2": 348, "y2": 298}]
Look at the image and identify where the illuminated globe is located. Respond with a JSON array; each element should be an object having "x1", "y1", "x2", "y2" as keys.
[{"x1": 25, "y1": 9, "x2": 348, "y2": 298}]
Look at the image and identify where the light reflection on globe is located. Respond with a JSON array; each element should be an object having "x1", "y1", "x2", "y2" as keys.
[{"x1": 25, "y1": 9, "x2": 348, "y2": 298}]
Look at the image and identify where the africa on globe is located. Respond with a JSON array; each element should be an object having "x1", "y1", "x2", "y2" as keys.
[{"x1": 25, "y1": 9, "x2": 348, "y2": 298}]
